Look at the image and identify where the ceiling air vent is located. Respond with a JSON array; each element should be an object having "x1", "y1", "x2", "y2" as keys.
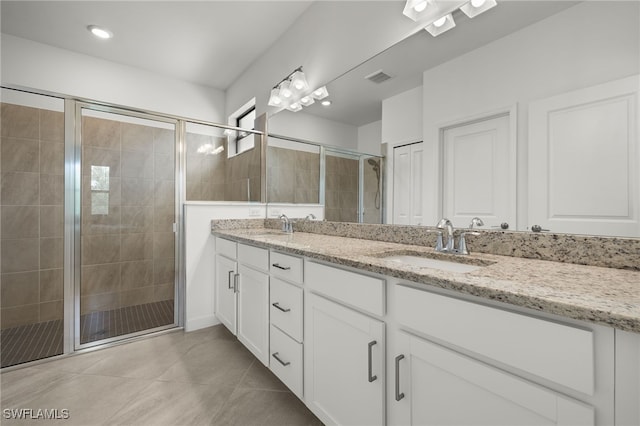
[{"x1": 364, "y1": 69, "x2": 392, "y2": 84}]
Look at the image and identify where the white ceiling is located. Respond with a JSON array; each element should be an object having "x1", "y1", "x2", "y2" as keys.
[{"x1": 0, "y1": 0, "x2": 314, "y2": 90}]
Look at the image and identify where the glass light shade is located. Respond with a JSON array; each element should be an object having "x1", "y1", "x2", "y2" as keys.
[
  {"x1": 425, "y1": 14, "x2": 455, "y2": 36},
  {"x1": 268, "y1": 87, "x2": 283, "y2": 107},
  {"x1": 402, "y1": 0, "x2": 432, "y2": 21},
  {"x1": 279, "y1": 81, "x2": 293, "y2": 99},
  {"x1": 460, "y1": 0, "x2": 497, "y2": 18},
  {"x1": 311, "y1": 86, "x2": 329, "y2": 100},
  {"x1": 300, "y1": 95, "x2": 315, "y2": 107},
  {"x1": 290, "y1": 70, "x2": 309, "y2": 92},
  {"x1": 286, "y1": 101, "x2": 303, "y2": 112}
]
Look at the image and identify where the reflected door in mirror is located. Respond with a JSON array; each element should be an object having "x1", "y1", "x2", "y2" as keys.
[
  {"x1": 393, "y1": 142, "x2": 424, "y2": 225},
  {"x1": 442, "y1": 114, "x2": 514, "y2": 230}
]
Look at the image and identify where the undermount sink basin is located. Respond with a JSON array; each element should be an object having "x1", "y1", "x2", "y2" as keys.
[{"x1": 376, "y1": 251, "x2": 493, "y2": 273}]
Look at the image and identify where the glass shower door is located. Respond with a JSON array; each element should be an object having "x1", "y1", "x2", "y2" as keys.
[
  {"x1": 0, "y1": 89, "x2": 65, "y2": 367},
  {"x1": 78, "y1": 106, "x2": 177, "y2": 346}
]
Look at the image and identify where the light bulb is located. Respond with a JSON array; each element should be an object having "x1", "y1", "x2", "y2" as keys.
[
  {"x1": 471, "y1": 0, "x2": 486, "y2": 7},
  {"x1": 279, "y1": 81, "x2": 293, "y2": 99},
  {"x1": 433, "y1": 16, "x2": 447, "y2": 27},
  {"x1": 413, "y1": 1, "x2": 427, "y2": 12},
  {"x1": 87, "y1": 25, "x2": 113, "y2": 39}
]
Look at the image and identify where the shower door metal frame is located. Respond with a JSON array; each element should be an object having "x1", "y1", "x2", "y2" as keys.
[{"x1": 73, "y1": 101, "x2": 182, "y2": 350}]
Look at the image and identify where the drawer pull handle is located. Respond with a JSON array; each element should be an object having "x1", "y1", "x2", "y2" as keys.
[
  {"x1": 368, "y1": 340, "x2": 377, "y2": 382},
  {"x1": 395, "y1": 354, "x2": 405, "y2": 401},
  {"x1": 272, "y1": 263, "x2": 291, "y2": 271},
  {"x1": 272, "y1": 302, "x2": 291, "y2": 313},
  {"x1": 272, "y1": 352, "x2": 290, "y2": 366},
  {"x1": 227, "y1": 270, "x2": 234, "y2": 290}
]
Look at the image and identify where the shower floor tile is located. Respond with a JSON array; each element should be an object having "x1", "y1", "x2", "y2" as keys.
[{"x1": 1, "y1": 300, "x2": 174, "y2": 368}]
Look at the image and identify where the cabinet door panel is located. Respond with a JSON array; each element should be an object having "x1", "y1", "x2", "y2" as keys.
[
  {"x1": 305, "y1": 293, "x2": 385, "y2": 426},
  {"x1": 214, "y1": 254, "x2": 237, "y2": 334},
  {"x1": 395, "y1": 332, "x2": 594, "y2": 426},
  {"x1": 237, "y1": 264, "x2": 270, "y2": 366}
]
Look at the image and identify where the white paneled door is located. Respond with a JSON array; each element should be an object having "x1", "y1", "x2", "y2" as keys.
[
  {"x1": 529, "y1": 75, "x2": 639, "y2": 237},
  {"x1": 393, "y1": 142, "x2": 424, "y2": 225},
  {"x1": 442, "y1": 114, "x2": 514, "y2": 230}
]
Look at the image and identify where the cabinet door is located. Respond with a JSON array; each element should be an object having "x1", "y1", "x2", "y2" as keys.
[
  {"x1": 237, "y1": 264, "x2": 270, "y2": 366},
  {"x1": 392, "y1": 331, "x2": 594, "y2": 426},
  {"x1": 214, "y1": 254, "x2": 237, "y2": 334},
  {"x1": 305, "y1": 293, "x2": 385, "y2": 426}
]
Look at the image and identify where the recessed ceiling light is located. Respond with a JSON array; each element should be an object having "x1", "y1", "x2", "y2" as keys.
[
  {"x1": 321, "y1": 100, "x2": 332, "y2": 107},
  {"x1": 87, "y1": 25, "x2": 113, "y2": 40}
]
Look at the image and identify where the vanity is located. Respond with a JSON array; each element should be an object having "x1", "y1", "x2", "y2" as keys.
[{"x1": 211, "y1": 220, "x2": 640, "y2": 426}]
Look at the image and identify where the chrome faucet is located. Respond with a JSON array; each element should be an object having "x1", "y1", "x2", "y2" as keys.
[
  {"x1": 279, "y1": 214, "x2": 293, "y2": 233},
  {"x1": 436, "y1": 218, "x2": 454, "y2": 252},
  {"x1": 305, "y1": 213, "x2": 316, "y2": 221}
]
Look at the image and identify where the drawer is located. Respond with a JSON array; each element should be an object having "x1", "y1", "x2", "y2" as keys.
[
  {"x1": 238, "y1": 243, "x2": 269, "y2": 271},
  {"x1": 305, "y1": 261, "x2": 385, "y2": 317},
  {"x1": 395, "y1": 284, "x2": 594, "y2": 395},
  {"x1": 270, "y1": 278, "x2": 303, "y2": 342},
  {"x1": 270, "y1": 251, "x2": 303, "y2": 284},
  {"x1": 270, "y1": 324, "x2": 303, "y2": 399},
  {"x1": 216, "y1": 237, "x2": 237, "y2": 260}
]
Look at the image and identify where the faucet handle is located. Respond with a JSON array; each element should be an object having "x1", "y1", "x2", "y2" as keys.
[{"x1": 435, "y1": 231, "x2": 444, "y2": 252}]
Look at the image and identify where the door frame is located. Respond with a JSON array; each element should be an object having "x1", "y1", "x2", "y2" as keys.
[
  {"x1": 436, "y1": 104, "x2": 518, "y2": 230},
  {"x1": 72, "y1": 101, "x2": 182, "y2": 350}
]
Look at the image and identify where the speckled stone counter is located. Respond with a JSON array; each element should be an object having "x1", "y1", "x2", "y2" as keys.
[{"x1": 211, "y1": 224, "x2": 640, "y2": 333}]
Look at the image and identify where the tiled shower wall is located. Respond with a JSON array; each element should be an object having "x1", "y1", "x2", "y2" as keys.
[
  {"x1": 267, "y1": 146, "x2": 320, "y2": 204},
  {"x1": 186, "y1": 132, "x2": 262, "y2": 202},
  {"x1": 80, "y1": 116, "x2": 175, "y2": 315},
  {"x1": 325, "y1": 154, "x2": 359, "y2": 222},
  {"x1": 1, "y1": 103, "x2": 65, "y2": 329}
]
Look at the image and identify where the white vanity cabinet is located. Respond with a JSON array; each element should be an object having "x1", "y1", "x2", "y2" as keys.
[
  {"x1": 393, "y1": 331, "x2": 593, "y2": 426},
  {"x1": 268, "y1": 251, "x2": 305, "y2": 399},
  {"x1": 388, "y1": 284, "x2": 614, "y2": 426},
  {"x1": 214, "y1": 237, "x2": 270, "y2": 366},
  {"x1": 305, "y1": 261, "x2": 386, "y2": 426}
]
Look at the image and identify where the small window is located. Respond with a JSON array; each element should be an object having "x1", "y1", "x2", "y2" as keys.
[
  {"x1": 90, "y1": 165, "x2": 110, "y2": 215},
  {"x1": 228, "y1": 98, "x2": 256, "y2": 157}
]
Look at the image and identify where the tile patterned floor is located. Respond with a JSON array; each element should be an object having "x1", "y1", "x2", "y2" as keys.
[
  {"x1": 0, "y1": 300, "x2": 175, "y2": 368},
  {"x1": 0, "y1": 325, "x2": 323, "y2": 425}
]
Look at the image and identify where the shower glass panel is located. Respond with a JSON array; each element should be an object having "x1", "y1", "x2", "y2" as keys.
[
  {"x1": 185, "y1": 121, "x2": 262, "y2": 201},
  {"x1": 325, "y1": 150, "x2": 360, "y2": 222},
  {"x1": 0, "y1": 89, "x2": 65, "y2": 367},
  {"x1": 79, "y1": 107, "x2": 177, "y2": 345}
]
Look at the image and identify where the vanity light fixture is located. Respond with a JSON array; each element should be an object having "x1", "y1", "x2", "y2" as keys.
[
  {"x1": 268, "y1": 67, "x2": 329, "y2": 112},
  {"x1": 402, "y1": 0, "x2": 497, "y2": 37},
  {"x1": 87, "y1": 25, "x2": 113, "y2": 39},
  {"x1": 460, "y1": 0, "x2": 497, "y2": 18},
  {"x1": 425, "y1": 13, "x2": 456, "y2": 36}
]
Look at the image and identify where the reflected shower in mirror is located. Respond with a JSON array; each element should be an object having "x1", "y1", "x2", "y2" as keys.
[
  {"x1": 185, "y1": 122, "x2": 262, "y2": 202},
  {"x1": 267, "y1": 136, "x2": 320, "y2": 204}
]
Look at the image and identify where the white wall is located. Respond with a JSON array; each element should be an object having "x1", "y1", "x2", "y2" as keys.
[
  {"x1": 382, "y1": 86, "x2": 423, "y2": 145},
  {"x1": 226, "y1": 1, "x2": 425, "y2": 119},
  {"x1": 268, "y1": 109, "x2": 358, "y2": 150},
  {"x1": 184, "y1": 203, "x2": 266, "y2": 331},
  {"x1": 357, "y1": 120, "x2": 382, "y2": 155},
  {"x1": 1, "y1": 34, "x2": 226, "y2": 123},
  {"x1": 420, "y1": 1, "x2": 639, "y2": 228}
]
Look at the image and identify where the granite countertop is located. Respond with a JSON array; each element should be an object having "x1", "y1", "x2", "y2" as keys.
[{"x1": 212, "y1": 228, "x2": 640, "y2": 333}]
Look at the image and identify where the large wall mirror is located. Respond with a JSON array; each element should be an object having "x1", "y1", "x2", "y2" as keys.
[{"x1": 266, "y1": 0, "x2": 639, "y2": 238}]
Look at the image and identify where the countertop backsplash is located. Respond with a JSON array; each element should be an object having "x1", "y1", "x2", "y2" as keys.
[{"x1": 212, "y1": 219, "x2": 639, "y2": 271}]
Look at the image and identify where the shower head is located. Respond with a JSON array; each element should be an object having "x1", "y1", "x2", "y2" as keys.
[{"x1": 367, "y1": 158, "x2": 379, "y2": 167}]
